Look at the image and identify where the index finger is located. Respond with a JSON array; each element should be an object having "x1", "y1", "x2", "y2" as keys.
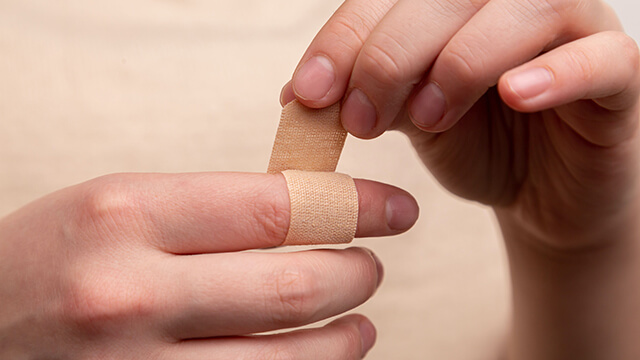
[
  {"x1": 78, "y1": 172, "x2": 419, "y2": 254},
  {"x1": 286, "y1": 0, "x2": 397, "y2": 109}
]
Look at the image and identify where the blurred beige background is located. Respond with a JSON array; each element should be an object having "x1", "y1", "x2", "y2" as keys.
[{"x1": 1, "y1": 1, "x2": 637, "y2": 358}]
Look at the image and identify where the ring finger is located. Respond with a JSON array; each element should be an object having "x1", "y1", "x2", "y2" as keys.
[
  {"x1": 164, "y1": 314, "x2": 376, "y2": 359},
  {"x1": 160, "y1": 247, "x2": 382, "y2": 340}
]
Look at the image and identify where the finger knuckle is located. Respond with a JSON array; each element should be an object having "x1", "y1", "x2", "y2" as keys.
[
  {"x1": 565, "y1": 46, "x2": 597, "y2": 82},
  {"x1": 440, "y1": 40, "x2": 485, "y2": 86},
  {"x1": 431, "y1": 0, "x2": 487, "y2": 15},
  {"x1": 328, "y1": 11, "x2": 371, "y2": 54},
  {"x1": 506, "y1": 0, "x2": 566, "y2": 26},
  {"x1": 266, "y1": 266, "x2": 318, "y2": 326},
  {"x1": 528, "y1": 0, "x2": 588, "y2": 21},
  {"x1": 358, "y1": 39, "x2": 412, "y2": 87},
  {"x1": 61, "y1": 271, "x2": 157, "y2": 336},
  {"x1": 76, "y1": 174, "x2": 144, "y2": 230},
  {"x1": 612, "y1": 32, "x2": 640, "y2": 74},
  {"x1": 252, "y1": 183, "x2": 290, "y2": 245}
]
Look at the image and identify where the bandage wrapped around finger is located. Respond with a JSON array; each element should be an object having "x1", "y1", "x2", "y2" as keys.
[{"x1": 267, "y1": 100, "x2": 358, "y2": 246}]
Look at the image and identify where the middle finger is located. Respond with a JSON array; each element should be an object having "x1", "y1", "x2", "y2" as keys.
[
  {"x1": 341, "y1": 0, "x2": 489, "y2": 138},
  {"x1": 159, "y1": 247, "x2": 381, "y2": 340}
]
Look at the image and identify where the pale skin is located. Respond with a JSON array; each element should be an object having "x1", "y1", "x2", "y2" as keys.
[
  {"x1": 3, "y1": 0, "x2": 640, "y2": 359},
  {"x1": 281, "y1": 0, "x2": 640, "y2": 358},
  {"x1": 0, "y1": 172, "x2": 419, "y2": 358}
]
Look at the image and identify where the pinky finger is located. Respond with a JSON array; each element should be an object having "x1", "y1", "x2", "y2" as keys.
[
  {"x1": 498, "y1": 31, "x2": 640, "y2": 146},
  {"x1": 166, "y1": 314, "x2": 376, "y2": 360}
]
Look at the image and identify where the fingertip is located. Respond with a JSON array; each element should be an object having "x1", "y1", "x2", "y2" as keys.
[
  {"x1": 358, "y1": 316, "x2": 377, "y2": 356},
  {"x1": 363, "y1": 248, "x2": 384, "y2": 288},
  {"x1": 354, "y1": 179, "x2": 419, "y2": 237},
  {"x1": 290, "y1": 54, "x2": 347, "y2": 109},
  {"x1": 341, "y1": 88, "x2": 380, "y2": 139},
  {"x1": 328, "y1": 314, "x2": 377, "y2": 357},
  {"x1": 408, "y1": 82, "x2": 447, "y2": 131},
  {"x1": 497, "y1": 67, "x2": 555, "y2": 113},
  {"x1": 292, "y1": 55, "x2": 337, "y2": 104},
  {"x1": 385, "y1": 194, "x2": 420, "y2": 232},
  {"x1": 407, "y1": 82, "x2": 464, "y2": 134},
  {"x1": 496, "y1": 74, "x2": 519, "y2": 110},
  {"x1": 280, "y1": 80, "x2": 296, "y2": 107}
]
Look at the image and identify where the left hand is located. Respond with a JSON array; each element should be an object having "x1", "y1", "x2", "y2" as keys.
[{"x1": 0, "y1": 172, "x2": 417, "y2": 359}]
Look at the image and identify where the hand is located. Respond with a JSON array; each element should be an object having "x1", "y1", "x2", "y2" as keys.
[
  {"x1": 281, "y1": 0, "x2": 640, "y2": 249},
  {"x1": 283, "y1": 1, "x2": 640, "y2": 358},
  {"x1": 0, "y1": 172, "x2": 418, "y2": 359}
]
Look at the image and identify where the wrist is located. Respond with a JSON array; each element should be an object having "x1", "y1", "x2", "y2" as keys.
[
  {"x1": 495, "y1": 206, "x2": 640, "y2": 360},
  {"x1": 493, "y1": 179, "x2": 640, "y2": 252}
]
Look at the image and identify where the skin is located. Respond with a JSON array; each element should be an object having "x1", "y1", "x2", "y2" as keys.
[
  {"x1": 282, "y1": 0, "x2": 640, "y2": 358},
  {"x1": 0, "y1": 172, "x2": 419, "y2": 359}
]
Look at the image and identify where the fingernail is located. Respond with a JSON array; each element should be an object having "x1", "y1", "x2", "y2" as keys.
[
  {"x1": 279, "y1": 80, "x2": 296, "y2": 106},
  {"x1": 409, "y1": 82, "x2": 446, "y2": 130},
  {"x1": 293, "y1": 55, "x2": 335, "y2": 101},
  {"x1": 385, "y1": 195, "x2": 419, "y2": 231},
  {"x1": 506, "y1": 67, "x2": 553, "y2": 100},
  {"x1": 341, "y1": 88, "x2": 377, "y2": 137},
  {"x1": 359, "y1": 317, "x2": 377, "y2": 357}
]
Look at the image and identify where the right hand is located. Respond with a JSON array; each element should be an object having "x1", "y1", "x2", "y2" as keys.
[
  {"x1": 282, "y1": 0, "x2": 640, "y2": 249},
  {"x1": 0, "y1": 172, "x2": 418, "y2": 359}
]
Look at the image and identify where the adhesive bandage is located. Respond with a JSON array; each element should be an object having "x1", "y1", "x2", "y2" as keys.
[{"x1": 267, "y1": 100, "x2": 359, "y2": 246}]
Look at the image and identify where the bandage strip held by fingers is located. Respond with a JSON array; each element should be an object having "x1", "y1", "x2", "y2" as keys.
[{"x1": 267, "y1": 100, "x2": 358, "y2": 246}]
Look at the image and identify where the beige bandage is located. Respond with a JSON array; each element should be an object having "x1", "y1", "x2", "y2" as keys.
[
  {"x1": 267, "y1": 100, "x2": 346, "y2": 174},
  {"x1": 267, "y1": 100, "x2": 358, "y2": 246},
  {"x1": 281, "y1": 170, "x2": 358, "y2": 245}
]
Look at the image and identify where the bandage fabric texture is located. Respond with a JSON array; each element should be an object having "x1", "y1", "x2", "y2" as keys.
[
  {"x1": 281, "y1": 170, "x2": 358, "y2": 245},
  {"x1": 267, "y1": 100, "x2": 346, "y2": 174},
  {"x1": 267, "y1": 100, "x2": 358, "y2": 246}
]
